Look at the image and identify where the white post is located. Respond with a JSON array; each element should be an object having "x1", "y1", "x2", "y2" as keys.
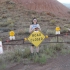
[
  {"x1": 56, "y1": 31, "x2": 60, "y2": 35},
  {"x1": 0, "y1": 41, "x2": 3, "y2": 54}
]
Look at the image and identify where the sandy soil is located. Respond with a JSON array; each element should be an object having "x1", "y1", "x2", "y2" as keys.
[{"x1": 5, "y1": 54, "x2": 70, "y2": 70}]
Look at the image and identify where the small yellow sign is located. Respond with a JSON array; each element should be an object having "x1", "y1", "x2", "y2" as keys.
[
  {"x1": 9, "y1": 31, "x2": 15, "y2": 36},
  {"x1": 24, "y1": 38, "x2": 27, "y2": 41},
  {"x1": 45, "y1": 35, "x2": 48, "y2": 38},
  {"x1": 55, "y1": 27, "x2": 60, "y2": 31},
  {"x1": 28, "y1": 31, "x2": 45, "y2": 47}
]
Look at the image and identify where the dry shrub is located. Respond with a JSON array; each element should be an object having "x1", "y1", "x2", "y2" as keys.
[
  {"x1": 46, "y1": 29, "x2": 55, "y2": 35},
  {"x1": 47, "y1": 12, "x2": 55, "y2": 17},
  {"x1": 0, "y1": 22, "x2": 9, "y2": 27},
  {"x1": 17, "y1": 29, "x2": 24, "y2": 35},
  {"x1": 2, "y1": 14, "x2": 7, "y2": 18},
  {"x1": 49, "y1": 20, "x2": 56, "y2": 26},
  {"x1": 61, "y1": 27, "x2": 69, "y2": 33}
]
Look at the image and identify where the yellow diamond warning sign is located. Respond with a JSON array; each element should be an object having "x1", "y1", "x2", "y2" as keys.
[{"x1": 28, "y1": 31, "x2": 45, "y2": 47}]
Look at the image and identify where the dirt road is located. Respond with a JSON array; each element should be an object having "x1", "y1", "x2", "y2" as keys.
[{"x1": 5, "y1": 54, "x2": 70, "y2": 70}]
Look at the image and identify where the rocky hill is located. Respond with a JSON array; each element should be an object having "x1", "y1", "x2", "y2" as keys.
[
  {"x1": 12, "y1": 0, "x2": 70, "y2": 17},
  {"x1": 0, "y1": 0, "x2": 70, "y2": 41}
]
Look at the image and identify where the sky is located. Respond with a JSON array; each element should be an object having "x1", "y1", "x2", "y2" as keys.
[{"x1": 57, "y1": 0, "x2": 70, "y2": 4}]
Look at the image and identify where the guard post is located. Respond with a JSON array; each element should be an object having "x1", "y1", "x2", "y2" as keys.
[
  {"x1": 9, "y1": 31, "x2": 15, "y2": 40},
  {"x1": 55, "y1": 26, "x2": 60, "y2": 42},
  {"x1": 0, "y1": 41, "x2": 3, "y2": 54}
]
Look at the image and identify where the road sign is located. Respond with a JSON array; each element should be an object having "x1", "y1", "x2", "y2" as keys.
[
  {"x1": 55, "y1": 27, "x2": 60, "y2": 31},
  {"x1": 0, "y1": 41, "x2": 3, "y2": 54},
  {"x1": 9, "y1": 31, "x2": 15, "y2": 36},
  {"x1": 45, "y1": 35, "x2": 48, "y2": 38},
  {"x1": 28, "y1": 31, "x2": 45, "y2": 47}
]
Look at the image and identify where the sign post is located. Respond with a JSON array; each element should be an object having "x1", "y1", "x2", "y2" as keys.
[
  {"x1": 55, "y1": 27, "x2": 60, "y2": 42},
  {"x1": 0, "y1": 41, "x2": 3, "y2": 54},
  {"x1": 28, "y1": 31, "x2": 45, "y2": 47}
]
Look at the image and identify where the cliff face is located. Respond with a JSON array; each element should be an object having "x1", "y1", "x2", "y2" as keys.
[{"x1": 1, "y1": 0, "x2": 70, "y2": 17}]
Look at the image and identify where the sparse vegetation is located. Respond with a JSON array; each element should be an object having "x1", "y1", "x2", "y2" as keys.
[
  {"x1": 0, "y1": 47, "x2": 30, "y2": 67},
  {"x1": 68, "y1": 11, "x2": 70, "y2": 14},
  {"x1": 17, "y1": 29, "x2": 24, "y2": 35},
  {"x1": 61, "y1": 27, "x2": 69, "y2": 33},
  {"x1": 16, "y1": 28, "x2": 29, "y2": 35},
  {"x1": 7, "y1": 17, "x2": 14, "y2": 24},
  {"x1": 64, "y1": 24, "x2": 70, "y2": 28},
  {"x1": 49, "y1": 20, "x2": 56, "y2": 26},
  {"x1": 47, "y1": 12, "x2": 55, "y2": 17},
  {"x1": 0, "y1": 0, "x2": 70, "y2": 69},
  {"x1": 46, "y1": 29, "x2": 55, "y2": 35},
  {"x1": 0, "y1": 37, "x2": 70, "y2": 68},
  {"x1": 62, "y1": 18, "x2": 67, "y2": 21},
  {"x1": 0, "y1": 64, "x2": 6, "y2": 70},
  {"x1": 33, "y1": 53, "x2": 47, "y2": 64},
  {"x1": 0, "y1": 22, "x2": 9, "y2": 27},
  {"x1": 2, "y1": 14, "x2": 7, "y2": 18}
]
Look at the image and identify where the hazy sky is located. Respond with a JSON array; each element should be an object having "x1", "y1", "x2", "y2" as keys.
[{"x1": 57, "y1": 0, "x2": 70, "y2": 3}]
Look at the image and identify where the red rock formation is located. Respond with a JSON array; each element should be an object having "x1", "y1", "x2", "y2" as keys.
[{"x1": 1, "y1": 0, "x2": 70, "y2": 17}]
